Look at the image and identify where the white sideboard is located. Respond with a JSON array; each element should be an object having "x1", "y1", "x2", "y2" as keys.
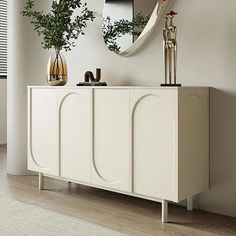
[{"x1": 28, "y1": 86, "x2": 209, "y2": 222}]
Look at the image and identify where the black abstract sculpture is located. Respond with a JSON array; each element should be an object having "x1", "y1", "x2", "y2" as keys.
[
  {"x1": 84, "y1": 68, "x2": 101, "y2": 82},
  {"x1": 77, "y1": 68, "x2": 107, "y2": 86}
]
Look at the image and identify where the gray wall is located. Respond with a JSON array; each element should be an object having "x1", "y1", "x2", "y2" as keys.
[{"x1": 8, "y1": 0, "x2": 236, "y2": 217}]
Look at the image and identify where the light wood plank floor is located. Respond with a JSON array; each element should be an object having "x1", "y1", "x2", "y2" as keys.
[{"x1": 0, "y1": 145, "x2": 236, "y2": 236}]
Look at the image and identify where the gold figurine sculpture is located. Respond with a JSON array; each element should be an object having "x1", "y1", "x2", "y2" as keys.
[{"x1": 161, "y1": 11, "x2": 181, "y2": 86}]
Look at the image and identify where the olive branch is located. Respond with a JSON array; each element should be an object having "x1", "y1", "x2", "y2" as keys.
[
  {"x1": 102, "y1": 13, "x2": 150, "y2": 54},
  {"x1": 21, "y1": 0, "x2": 95, "y2": 51}
]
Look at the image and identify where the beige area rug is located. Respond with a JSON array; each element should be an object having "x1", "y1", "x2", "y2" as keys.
[{"x1": 0, "y1": 195, "x2": 128, "y2": 236}]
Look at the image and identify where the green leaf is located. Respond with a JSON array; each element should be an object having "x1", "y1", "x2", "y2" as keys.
[{"x1": 21, "y1": 0, "x2": 95, "y2": 51}]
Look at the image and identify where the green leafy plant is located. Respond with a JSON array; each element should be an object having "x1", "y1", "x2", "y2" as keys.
[
  {"x1": 102, "y1": 13, "x2": 150, "y2": 54},
  {"x1": 21, "y1": 0, "x2": 95, "y2": 51}
]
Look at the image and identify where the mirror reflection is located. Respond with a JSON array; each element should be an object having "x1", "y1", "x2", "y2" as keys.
[{"x1": 103, "y1": 0, "x2": 170, "y2": 56}]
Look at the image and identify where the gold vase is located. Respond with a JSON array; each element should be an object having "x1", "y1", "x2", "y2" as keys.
[{"x1": 47, "y1": 50, "x2": 68, "y2": 86}]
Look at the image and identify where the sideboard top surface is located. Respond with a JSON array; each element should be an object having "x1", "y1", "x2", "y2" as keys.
[{"x1": 28, "y1": 86, "x2": 210, "y2": 90}]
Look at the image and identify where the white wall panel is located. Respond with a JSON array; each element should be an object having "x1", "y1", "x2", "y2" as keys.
[{"x1": 0, "y1": 80, "x2": 6, "y2": 144}]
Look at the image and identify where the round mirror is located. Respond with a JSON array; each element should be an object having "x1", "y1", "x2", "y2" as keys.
[{"x1": 102, "y1": 0, "x2": 171, "y2": 56}]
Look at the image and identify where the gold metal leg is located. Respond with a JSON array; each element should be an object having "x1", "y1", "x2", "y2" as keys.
[
  {"x1": 187, "y1": 197, "x2": 193, "y2": 211},
  {"x1": 162, "y1": 200, "x2": 168, "y2": 223},
  {"x1": 39, "y1": 173, "x2": 44, "y2": 190}
]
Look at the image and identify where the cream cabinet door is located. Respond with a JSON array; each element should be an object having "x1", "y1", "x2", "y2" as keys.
[
  {"x1": 91, "y1": 89, "x2": 130, "y2": 192},
  {"x1": 130, "y1": 89, "x2": 178, "y2": 201},
  {"x1": 59, "y1": 89, "x2": 91, "y2": 183},
  {"x1": 28, "y1": 88, "x2": 59, "y2": 176}
]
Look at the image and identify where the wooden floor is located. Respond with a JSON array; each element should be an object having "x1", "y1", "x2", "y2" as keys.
[{"x1": 1, "y1": 145, "x2": 236, "y2": 236}]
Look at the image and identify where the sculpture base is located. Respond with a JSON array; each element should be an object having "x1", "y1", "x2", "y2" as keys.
[
  {"x1": 161, "y1": 84, "x2": 182, "y2": 87},
  {"x1": 77, "y1": 82, "x2": 107, "y2": 86}
]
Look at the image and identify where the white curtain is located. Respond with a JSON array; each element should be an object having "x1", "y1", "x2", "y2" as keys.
[{"x1": 0, "y1": 0, "x2": 7, "y2": 78}]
